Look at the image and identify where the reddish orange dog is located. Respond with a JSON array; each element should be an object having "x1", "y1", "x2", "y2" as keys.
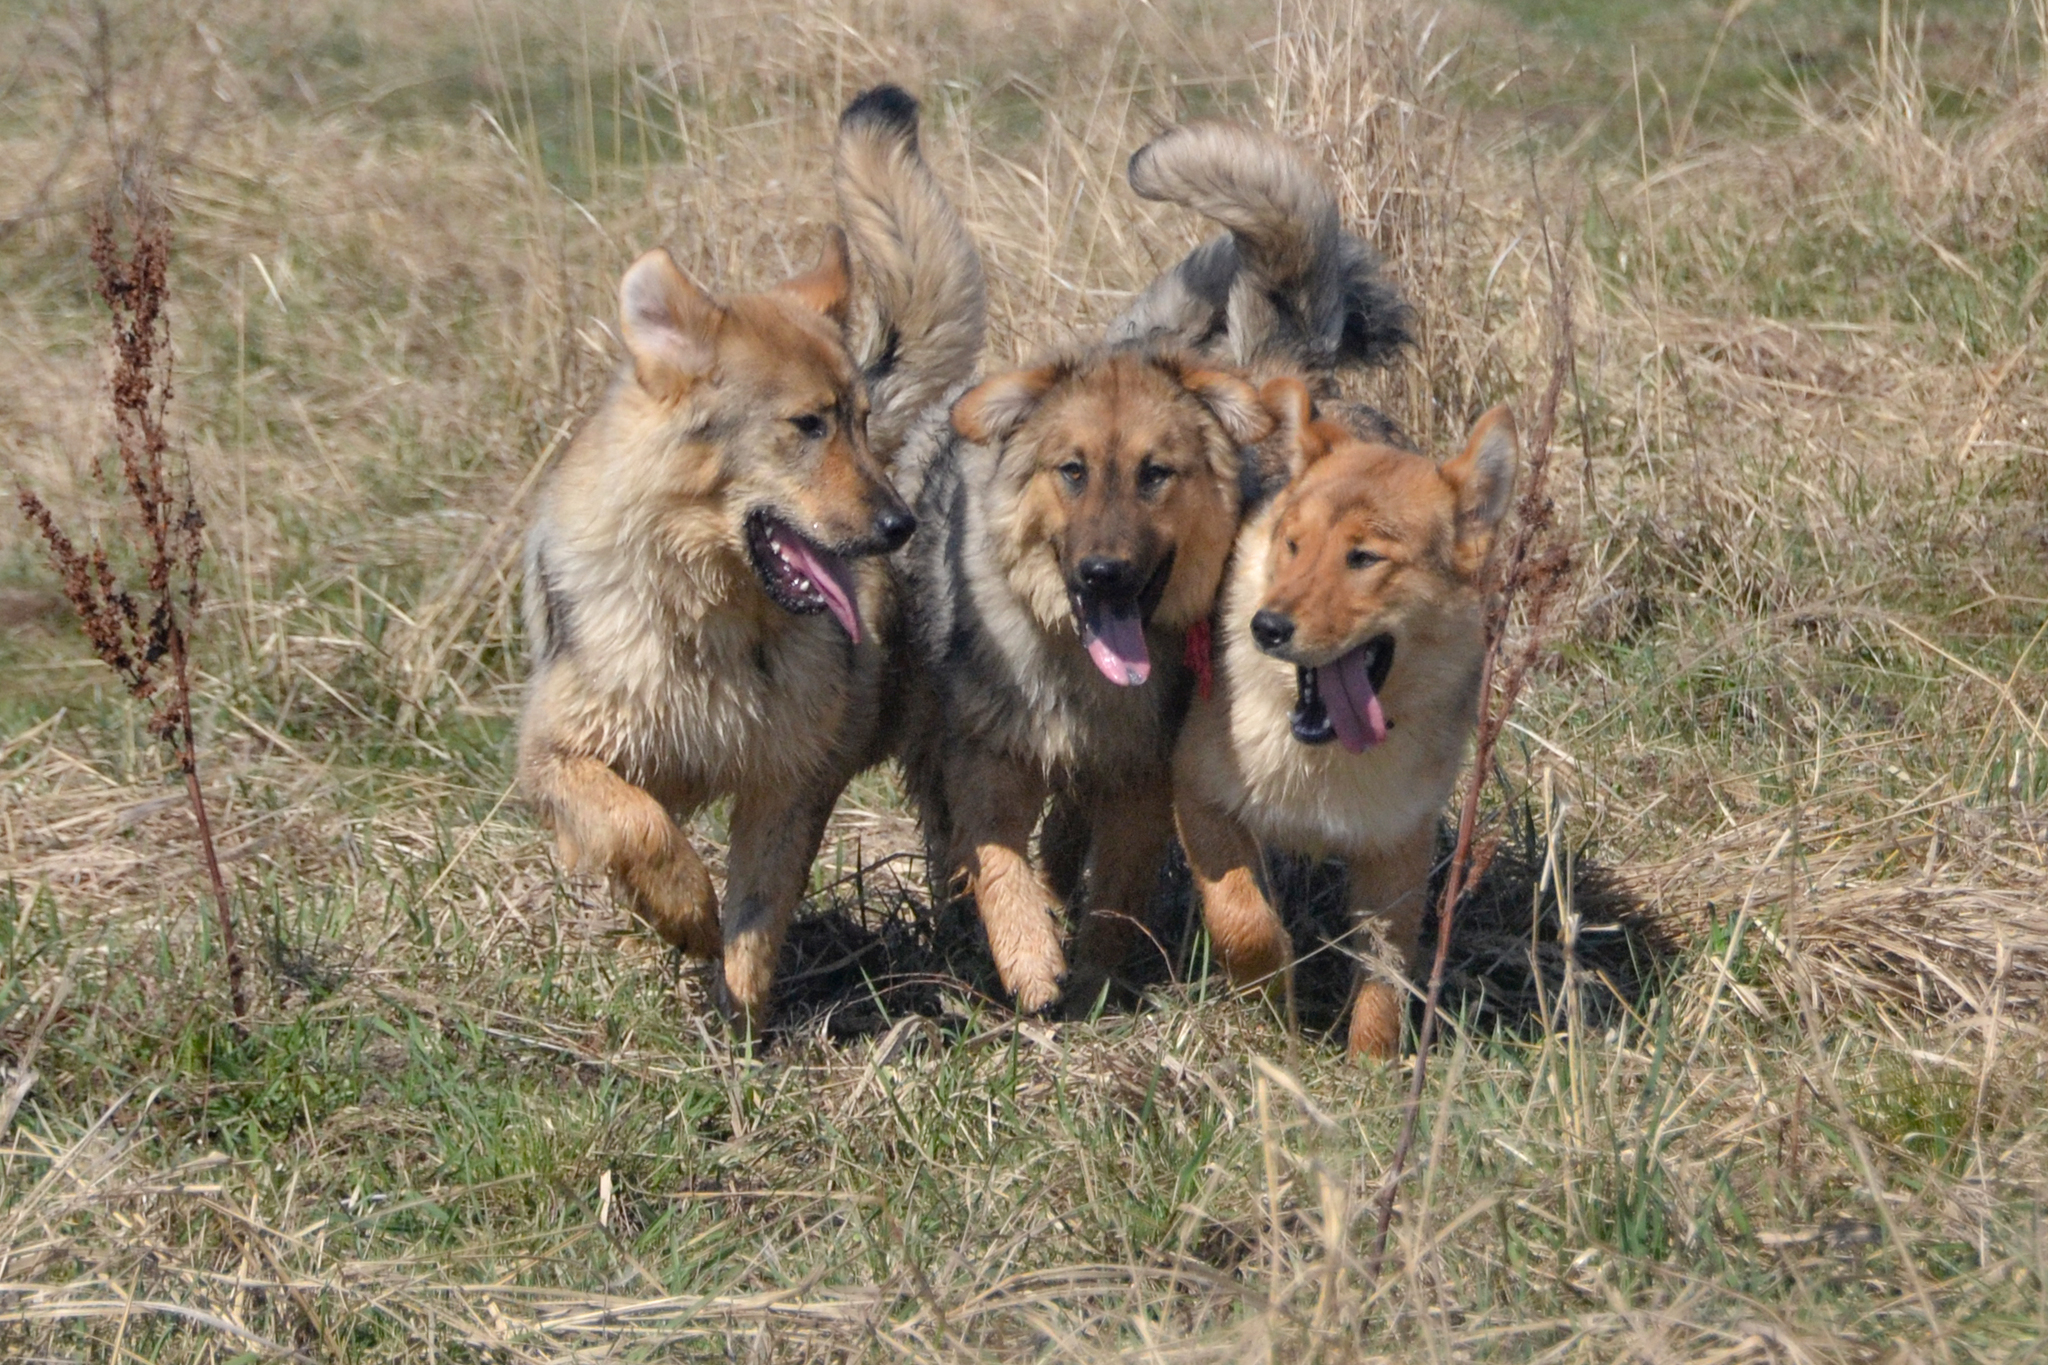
[{"x1": 1172, "y1": 379, "x2": 1518, "y2": 1057}]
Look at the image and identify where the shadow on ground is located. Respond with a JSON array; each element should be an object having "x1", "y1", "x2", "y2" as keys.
[
  {"x1": 772, "y1": 804, "x2": 1677, "y2": 1050},
  {"x1": 1261, "y1": 817, "x2": 1676, "y2": 1044}
]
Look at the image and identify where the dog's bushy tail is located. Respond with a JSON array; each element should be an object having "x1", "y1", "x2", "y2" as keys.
[
  {"x1": 835, "y1": 86, "x2": 987, "y2": 460},
  {"x1": 1106, "y1": 123, "x2": 1411, "y2": 374}
]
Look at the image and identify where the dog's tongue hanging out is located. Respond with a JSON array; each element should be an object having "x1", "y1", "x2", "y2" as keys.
[
  {"x1": 775, "y1": 526, "x2": 864, "y2": 644},
  {"x1": 1081, "y1": 604, "x2": 1150, "y2": 686},
  {"x1": 1317, "y1": 644, "x2": 1388, "y2": 752}
]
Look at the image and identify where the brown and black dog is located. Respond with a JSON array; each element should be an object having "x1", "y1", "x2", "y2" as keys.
[
  {"x1": 516, "y1": 87, "x2": 983, "y2": 1035},
  {"x1": 895, "y1": 348, "x2": 1273, "y2": 1014}
]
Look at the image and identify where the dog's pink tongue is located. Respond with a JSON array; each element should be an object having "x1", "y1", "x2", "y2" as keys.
[
  {"x1": 1082, "y1": 605, "x2": 1151, "y2": 686},
  {"x1": 1317, "y1": 645, "x2": 1388, "y2": 753},
  {"x1": 780, "y1": 532, "x2": 863, "y2": 644}
]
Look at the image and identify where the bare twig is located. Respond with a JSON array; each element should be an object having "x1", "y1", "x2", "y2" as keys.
[
  {"x1": 15, "y1": 178, "x2": 246, "y2": 1025},
  {"x1": 1363, "y1": 224, "x2": 1579, "y2": 1292}
]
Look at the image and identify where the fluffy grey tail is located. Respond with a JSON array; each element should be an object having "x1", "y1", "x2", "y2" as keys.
[
  {"x1": 835, "y1": 86, "x2": 987, "y2": 460},
  {"x1": 1105, "y1": 122, "x2": 1410, "y2": 374}
]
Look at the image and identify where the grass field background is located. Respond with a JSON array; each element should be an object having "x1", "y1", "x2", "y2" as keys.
[{"x1": 3, "y1": 0, "x2": 2047, "y2": 1358}]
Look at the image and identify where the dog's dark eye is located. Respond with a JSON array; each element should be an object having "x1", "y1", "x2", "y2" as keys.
[
  {"x1": 1347, "y1": 547, "x2": 1383, "y2": 569},
  {"x1": 1137, "y1": 461, "x2": 1173, "y2": 493},
  {"x1": 1058, "y1": 459, "x2": 1087, "y2": 490},
  {"x1": 1285, "y1": 539, "x2": 1298, "y2": 556},
  {"x1": 790, "y1": 413, "x2": 830, "y2": 440}
]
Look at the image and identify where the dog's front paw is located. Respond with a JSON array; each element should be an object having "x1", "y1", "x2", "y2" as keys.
[
  {"x1": 1347, "y1": 980, "x2": 1406, "y2": 1060},
  {"x1": 1009, "y1": 967, "x2": 1067, "y2": 1018},
  {"x1": 1212, "y1": 919, "x2": 1291, "y2": 993},
  {"x1": 989, "y1": 925, "x2": 1068, "y2": 1018},
  {"x1": 713, "y1": 976, "x2": 767, "y2": 1049},
  {"x1": 716, "y1": 942, "x2": 777, "y2": 1041},
  {"x1": 651, "y1": 906, "x2": 723, "y2": 959},
  {"x1": 622, "y1": 870, "x2": 722, "y2": 958}
]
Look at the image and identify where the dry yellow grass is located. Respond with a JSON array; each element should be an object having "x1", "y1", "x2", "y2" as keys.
[{"x1": 3, "y1": 0, "x2": 2047, "y2": 1359}]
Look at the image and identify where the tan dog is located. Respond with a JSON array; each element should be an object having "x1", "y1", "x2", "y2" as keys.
[
  {"x1": 895, "y1": 349, "x2": 1274, "y2": 1014},
  {"x1": 1172, "y1": 380, "x2": 1517, "y2": 1057},
  {"x1": 516, "y1": 87, "x2": 984, "y2": 1034}
]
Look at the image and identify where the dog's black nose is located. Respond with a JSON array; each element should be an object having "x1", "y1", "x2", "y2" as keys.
[
  {"x1": 1250, "y1": 610, "x2": 1295, "y2": 652},
  {"x1": 1075, "y1": 556, "x2": 1140, "y2": 599},
  {"x1": 872, "y1": 505, "x2": 917, "y2": 552}
]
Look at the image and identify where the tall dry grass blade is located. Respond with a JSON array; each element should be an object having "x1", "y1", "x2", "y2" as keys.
[
  {"x1": 1363, "y1": 213, "x2": 1578, "y2": 1298},
  {"x1": 13, "y1": 179, "x2": 246, "y2": 1025}
]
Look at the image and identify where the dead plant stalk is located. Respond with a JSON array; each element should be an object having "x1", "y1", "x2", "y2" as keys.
[
  {"x1": 1363, "y1": 239, "x2": 1577, "y2": 1291},
  {"x1": 15, "y1": 181, "x2": 247, "y2": 1024}
]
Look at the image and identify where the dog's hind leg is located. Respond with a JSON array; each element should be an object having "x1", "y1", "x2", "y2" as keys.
[
  {"x1": 1343, "y1": 820, "x2": 1436, "y2": 1060},
  {"x1": 524, "y1": 747, "x2": 721, "y2": 957},
  {"x1": 1174, "y1": 791, "x2": 1291, "y2": 996},
  {"x1": 718, "y1": 782, "x2": 840, "y2": 1040},
  {"x1": 946, "y1": 753, "x2": 1065, "y2": 1015},
  {"x1": 1066, "y1": 779, "x2": 1176, "y2": 1010}
]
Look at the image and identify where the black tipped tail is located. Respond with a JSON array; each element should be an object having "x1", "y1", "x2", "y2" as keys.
[
  {"x1": 840, "y1": 84, "x2": 920, "y2": 142},
  {"x1": 833, "y1": 84, "x2": 986, "y2": 461}
]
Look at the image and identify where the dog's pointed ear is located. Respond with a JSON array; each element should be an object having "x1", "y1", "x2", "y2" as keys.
[
  {"x1": 1259, "y1": 376, "x2": 1328, "y2": 478},
  {"x1": 1177, "y1": 365, "x2": 1274, "y2": 446},
  {"x1": 952, "y1": 363, "x2": 1065, "y2": 445},
  {"x1": 776, "y1": 226, "x2": 852, "y2": 327},
  {"x1": 620, "y1": 248, "x2": 721, "y2": 395},
  {"x1": 1440, "y1": 406, "x2": 1519, "y2": 573}
]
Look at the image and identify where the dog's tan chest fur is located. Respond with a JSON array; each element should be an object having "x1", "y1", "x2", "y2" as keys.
[
  {"x1": 1180, "y1": 502, "x2": 1482, "y2": 859},
  {"x1": 527, "y1": 498, "x2": 880, "y2": 797}
]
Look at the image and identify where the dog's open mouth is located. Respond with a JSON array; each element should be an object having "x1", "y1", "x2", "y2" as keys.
[
  {"x1": 1289, "y1": 633, "x2": 1395, "y2": 752},
  {"x1": 745, "y1": 510, "x2": 863, "y2": 643},
  {"x1": 1077, "y1": 599, "x2": 1148, "y2": 686},
  {"x1": 1072, "y1": 557, "x2": 1174, "y2": 687}
]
